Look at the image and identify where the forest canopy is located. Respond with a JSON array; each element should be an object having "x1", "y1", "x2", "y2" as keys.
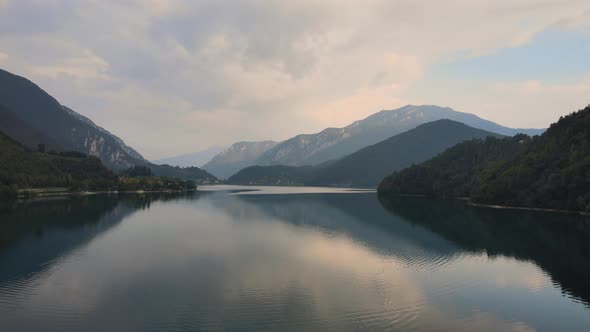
[{"x1": 379, "y1": 105, "x2": 590, "y2": 212}]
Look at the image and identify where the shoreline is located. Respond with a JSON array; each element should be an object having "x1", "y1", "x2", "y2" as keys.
[
  {"x1": 379, "y1": 192, "x2": 589, "y2": 216},
  {"x1": 16, "y1": 188, "x2": 197, "y2": 199},
  {"x1": 14, "y1": 187, "x2": 590, "y2": 216},
  {"x1": 469, "y1": 201, "x2": 590, "y2": 216}
]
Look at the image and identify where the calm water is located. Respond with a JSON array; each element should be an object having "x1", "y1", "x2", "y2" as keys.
[{"x1": 1, "y1": 187, "x2": 589, "y2": 331}]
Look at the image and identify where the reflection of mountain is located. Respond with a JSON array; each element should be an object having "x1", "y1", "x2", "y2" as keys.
[
  {"x1": 379, "y1": 196, "x2": 590, "y2": 307},
  {"x1": 213, "y1": 192, "x2": 590, "y2": 306},
  {"x1": 0, "y1": 193, "x2": 199, "y2": 284},
  {"x1": 211, "y1": 192, "x2": 463, "y2": 270}
]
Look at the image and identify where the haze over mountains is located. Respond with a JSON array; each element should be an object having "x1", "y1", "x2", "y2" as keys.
[
  {"x1": 202, "y1": 141, "x2": 278, "y2": 179},
  {"x1": 153, "y1": 146, "x2": 225, "y2": 168},
  {"x1": 203, "y1": 105, "x2": 543, "y2": 178},
  {"x1": 311, "y1": 120, "x2": 503, "y2": 187},
  {"x1": 0, "y1": 67, "x2": 549, "y2": 188},
  {"x1": 0, "y1": 68, "x2": 217, "y2": 183},
  {"x1": 254, "y1": 105, "x2": 542, "y2": 168},
  {"x1": 229, "y1": 120, "x2": 502, "y2": 187}
]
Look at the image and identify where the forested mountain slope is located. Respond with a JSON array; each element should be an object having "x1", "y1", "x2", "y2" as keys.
[{"x1": 379, "y1": 105, "x2": 590, "y2": 212}]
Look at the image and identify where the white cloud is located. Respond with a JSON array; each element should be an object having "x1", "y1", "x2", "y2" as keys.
[{"x1": 0, "y1": 0, "x2": 589, "y2": 158}]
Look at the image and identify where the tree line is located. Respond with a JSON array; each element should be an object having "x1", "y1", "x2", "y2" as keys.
[{"x1": 0, "y1": 133, "x2": 196, "y2": 199}]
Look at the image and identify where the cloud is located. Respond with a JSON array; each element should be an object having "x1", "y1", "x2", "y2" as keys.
[
  {"x1": 554, "y1": 9, "x2": 590, "y2": 29},
  {"x1": 487, "y1": 77, "x2": 590, "y2": 124},
  {"x1": 0, "y1": 0, "x2": 589, "y2": 158},
  {"x1": 493, "y1": 78, "x2": 590, "y2": 95},
  {"x1": 29, "y1": 50, "x2": 110, "y2": 81},
  {"x1": 407, "y1": 75, "x2": 590, "y2": 129}
]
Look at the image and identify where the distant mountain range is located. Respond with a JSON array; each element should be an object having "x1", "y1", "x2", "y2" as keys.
[
  {"x1": 0, "y1": 68, "x2": 217, "y2": 183},
  {"x1": 229, "y1": 120, "x2": 502, "y2": 187},
  {"x1": 153, "y1": 146, "x2": 225, "y2": 168},
  {"x1": 205, "y1": 105, "x2": 544, "y2": 179},
  {"x1": 253, "y1": 105, "x2": 544, "y2": 168},
  {"x1": 202, "y1": 141, "x2": 278, "y2": 179},
  {"x1": 1, "y1": 67, "x2": 550, "y2": 187}
]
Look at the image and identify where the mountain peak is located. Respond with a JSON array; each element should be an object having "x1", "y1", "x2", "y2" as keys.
[
  {"x1": 202, "y1": 140, "x2": 279, "y2": 178},
  {"x1": 229, "y1": 119, "x2": 502, "y2": 187},
  {"x1": 254, "y1": 105, "x2": 542, "y2": 168}
]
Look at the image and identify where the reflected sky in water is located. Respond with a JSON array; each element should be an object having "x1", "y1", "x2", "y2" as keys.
[{"x1": 0, "y1": 189, "x2": 589, "y2": 331}]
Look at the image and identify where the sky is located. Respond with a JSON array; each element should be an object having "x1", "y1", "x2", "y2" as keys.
[{"x1": 1, "y1": 0, "x2": 589, "y2": 159}]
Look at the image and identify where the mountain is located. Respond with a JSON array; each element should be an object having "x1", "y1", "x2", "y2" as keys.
[
  {"x1": 153, "y1": 146, "x2": 225, "y2": 168},
  {"x1": 0, "y1": 129, "x2": 116, "y2": 197},
  {"x1": 0, "y1": 68, "x2": 218, "y2": 183},
  {"x1": 229, "y1": 120, "x2": 502, "y2": 187},
  {"x1": 0, "y1": 68, "x2": 143, "y2": 169},
  {"x1": 0, "y1": 129, "x2": 204, "y2": 197},
  {"x1": 470, "y1": 105, "x2": 590, "y2": 211},
  {"x1": 378, "y1": 135, "x2": 530, "y2": 198},
  {"x1": 61, "y1": 106, "x2": 145, "y2": 161},
  {"x1": 228, "y1": 165, "x2": 315, "y2": 186},
  {"x1": 379, "y1": 105, "x2": 590, "y2": 212},
  {"x1": 311, "y1": 120, "x2": 503, "y2": 187},
  {"x1": 147, "y1": 165, "x2": 217, "y2": 183},
  {"x1": 254, "y1": 105, "x2": 544, "y2": 167},
  {"x1": 202, "y1": 141, "x2": 278, "y2": 179},
  {"x1": 0, "y1": 104, "x2": 61, "y2": 151}
]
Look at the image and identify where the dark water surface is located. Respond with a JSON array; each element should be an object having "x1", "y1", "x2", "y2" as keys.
[{"x1": 1, "y1": 188, "x2": 589, "y2": 331}]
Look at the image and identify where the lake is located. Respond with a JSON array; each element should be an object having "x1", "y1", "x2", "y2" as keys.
[{"x1": 1, "y1": 186, "x2": 589, "y2": 331}]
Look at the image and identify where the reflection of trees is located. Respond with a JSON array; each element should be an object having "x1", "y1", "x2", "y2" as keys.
[
  {"x1": 379, "y1": 196, "x2": 590, "y2": 307},
  {"x1": 222, "y1": 193, "x2": 462, "y2": 270},
  {"x1": 0, "y1": 192, "x2": 200, "y2": 284}
]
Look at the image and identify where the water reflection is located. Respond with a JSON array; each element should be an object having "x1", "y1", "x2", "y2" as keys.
[
  {"x1": 220, "y1": 194, "x2": 463, "y2": 271},
  {"x1": 378, "y1": 196, "x2": 590, "y2": 306},
  {"x1": 0, "y1": 191, "x2": 588, "y2": 331},
  {"x1": 0, "y1": 193, "x2": 197, "y2": 283}
]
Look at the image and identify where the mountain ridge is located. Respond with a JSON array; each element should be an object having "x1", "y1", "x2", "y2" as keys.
[
  {"x1": 202, "y1": 140, "x2": 278, "y2": 179},
  {"x1": 378, "y1": 105, "x2": 590, "y2": 212},
  {"x1": 229, "y1": 119, "x2": 503, "y2": 187},
  {"x1": 153, "y1": 146, "x2": 225, "y2": 168},
  {"x1": 253, "y1": 105, "x2": 544, "y2": 168},
  {"x1": 0, "y1": 68, "x2": 144, "y2": 169},
  {"x1": 0, "y1": 68, "x2": 218, "y2": 183}
]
